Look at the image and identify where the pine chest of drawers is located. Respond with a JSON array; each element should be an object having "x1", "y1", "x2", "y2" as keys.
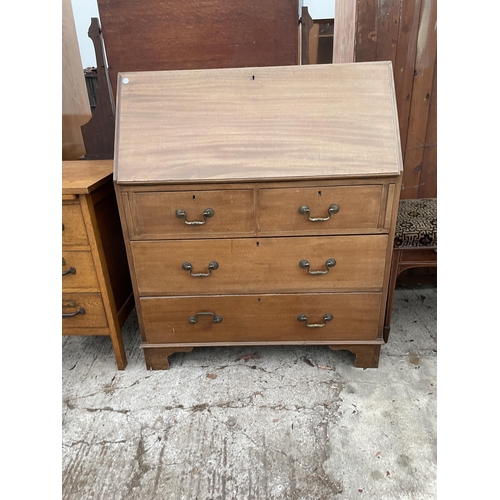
[
  {"x1": 113, "y1": 62, "x2": 403, "y2": 369},
  {"x1": 62, "y1": 160, "x2": 134, "y2": 369}
]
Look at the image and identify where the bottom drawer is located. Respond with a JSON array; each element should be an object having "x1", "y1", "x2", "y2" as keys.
[
  {"x1": 62, "y1": 293, "x2": 108, "y2": 329},
  {"x1": 140, "y1": 293, "x2": 382, "y2": 343}
]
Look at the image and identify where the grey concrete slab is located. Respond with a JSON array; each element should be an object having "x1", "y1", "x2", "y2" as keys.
[{"x1": 62, "y1": 285, "x2": 437, "y2": 500}]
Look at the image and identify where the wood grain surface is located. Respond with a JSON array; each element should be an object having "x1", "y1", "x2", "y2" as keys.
[
  {"x1": 62, "y1": 160, "x2": 113, "y2": 194},
  {"x1": 140, "y1": 293, "x2": 382, "y2": 343},
  {"x1": 97, "y1": 0, "x2": 299, "y2": 99},
  {"x1": 114, "y1": 62, "x2": 402, "y2": 183},
  {"x1": 131, "y1": 235, "x2": 388, "y2": 295}
]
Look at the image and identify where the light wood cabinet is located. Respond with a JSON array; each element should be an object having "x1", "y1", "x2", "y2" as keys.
[
  {"x1": 114, "y1": 62, "x2": 403, "y2": 369},
  {"x1": 62, "y1": 161, "x2": 134, "y2": 369}
]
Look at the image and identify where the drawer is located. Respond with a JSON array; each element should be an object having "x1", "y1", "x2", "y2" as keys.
[
  {"x1": 62, "y1": 203, "x2": 88, "y2": 246},
  {"x1": 140, "y1": 293, "x2": 382, "y2": 343},
  {"x1": 62, "y1": 251, "x2": 99, "y2": 291},
  {"x1": 128, "y1": 189, "x2": 255, "y2": 238},
  {"x1": 258, "y1": 185, "x2": 384, "y2": 234},
  {"x1": 62, "y1": 293, "x2": 108, "y2": 328},
  {"x1": 131, "y1": 235, "x2": 388, "y2": 296}
]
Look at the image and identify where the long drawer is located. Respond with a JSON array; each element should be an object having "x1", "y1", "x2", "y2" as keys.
[
  {"x1": 131, "y1": 235, "x2": 388, "y2": 295},
  {"x1": 140, "y1": 293, "x2": 382, "y2": 343},
  {"x1": 62, "y1": 251, "x2": 99, "y2": 291},
  {"x1": 62, "y1": 293, "x2": 108, "y2": 329}
]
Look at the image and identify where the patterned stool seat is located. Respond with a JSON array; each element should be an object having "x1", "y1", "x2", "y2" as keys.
[{"x1": 394, "y1": 198, "x2": 437, "y2": 248}]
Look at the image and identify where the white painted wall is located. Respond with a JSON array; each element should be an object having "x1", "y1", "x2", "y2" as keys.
[{"x1": 71, "y1": 0, "x2": 336, "y2": 68}]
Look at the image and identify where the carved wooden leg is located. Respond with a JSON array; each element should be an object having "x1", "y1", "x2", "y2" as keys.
[
  {"x1": 329, "y1": 345, "x2": 381, "y2": 369},
  {"x1": 143, "y1": 347, "x2": 194, "y2": 370}
]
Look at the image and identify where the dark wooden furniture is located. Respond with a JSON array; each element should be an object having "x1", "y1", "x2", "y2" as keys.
[
  {"x1": 383, "y1": 198, "x2": 437, "y2": 342},
  {"x1": 113, "y1": 62, "x2": 403, "y2": 370},
  {"x1": 62, "y1": 160, "x2": 134, "y2": 369},
  {"x1": 96, "y1": 0, "x2": 300, "y2": 99}
]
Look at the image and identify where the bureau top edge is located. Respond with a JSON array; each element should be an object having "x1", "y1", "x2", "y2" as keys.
[{"x1": 113, "y1": 170, "x2": 402, "y2": 186}]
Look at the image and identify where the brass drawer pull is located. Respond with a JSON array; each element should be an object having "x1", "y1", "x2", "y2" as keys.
[
  {"x1": 299, "y1": 258, "x2": 336, "y2": 275},
  {"x1": 176, "y1": 208, "x2": 214, "y2": 225},
  {"x1": 182, "y1": 261, "x2": 219, "y2": 277},
  {"x1": 188, "y1": 312, "x2": 223, "y2": 324},
  {"x1": 62, "y1": 258, "x2": 76, "y2": 276},
  {"x1": 62, "y1": 307, "x2": 86, "y2": 318},
  {"x1": 298, "y1": 204, "x2": 339, "y2": 221},
  {"x1": 297, "y1": 313, "x2": 333, "y2": 328}
]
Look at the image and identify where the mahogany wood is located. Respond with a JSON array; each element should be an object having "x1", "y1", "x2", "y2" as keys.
[
  {"x1": 140, "y1": 293, "x2": 382, "y2": 344},
  {"x1": 96, "y1": 0, "x2": 299, "y2": 99},
  {"x1": 114, "y1": 63, "x2": 403, "y2": 369},
  {"x1": 114, "y1": 63, "x2": 402, "y2": 183},
  {"x1": 131, "y1": 235, "x2": 388, "y2": 296}
]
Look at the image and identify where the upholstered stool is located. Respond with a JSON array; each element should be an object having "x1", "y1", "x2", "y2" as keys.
[{"x1": 384, "y1": 198, "x2": 437, "y2": 343}]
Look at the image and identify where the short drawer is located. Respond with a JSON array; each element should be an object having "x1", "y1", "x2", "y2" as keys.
[
  {"x1": 62, "y1": 251, "x2": 99, "y2": 291},
  {"x1": 62, "y1": 293, "x2": 108, "y2": 329},
  {"x1": 140, "y1": 293, "x2": 382, "y2": 343},
  {"x1": 127, "y1": 189, "x2": 255, "y2": 238},
  {"x1": 258, "y1": 185, "x2": 384, "y2": 234},
  {"x1": 131, "y1": 235, "x2": 388, "y2": 296},
  {"x1": 62, "y1": 203, "x2": 88, "y2": 246}
]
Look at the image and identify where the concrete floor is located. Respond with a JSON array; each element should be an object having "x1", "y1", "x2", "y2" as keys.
[{"x1": 62, "y1": 285, "x2": 437, "y2": 500}]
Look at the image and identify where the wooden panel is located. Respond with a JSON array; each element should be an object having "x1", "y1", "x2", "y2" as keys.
[
  {"x1": 62, "y1": 251, "x2": 99, "y2": 291},
  {"x1": 333, "y1": 0, "x2": 356, "y2": 63},
  {"x1": 400, "y1": 0, "x2": 437, "y2": 199},
  {"x1": 131, "y1": 235, "x2": 388, "y2": 295},
  {"x1": 393, "y1": 0, "x2": 422, "y2": 156},
  {"x1": 97, "y1": 0, "x2": 299, "y2": 99},
  {"x1": 418, "y1": 59, "x2": 437, "y2": 198},
  {"x1": 62, "y1": 0, "x2": 91, "y2": 160},
  {"x1": 62, "y1": 203, "x2": 88, "y2": 246},
  {"x1": 355, "y1": 0, "x2": 437, "y2": 200},
  {"x1": 62, "y1": 293, "x2": 108, "y2": 329},
  {"x1": 114, "y1": 63, "x2": 402, "y2": 183},
  {"x1": 62, "y1": 160, "x2": 113, "y2": 195},
  {"x1": 140, "y1": 293, "x2": 382, "y2": 343},
  {"x1": 128, "y1": 189, "x2": 255, "y2": 239},
  {"x1": 355, "y1": 0, "x2": 377, "y2": 62},
  {"x1": 258, "y1": 184, "x2": 384, "y2": 233}
]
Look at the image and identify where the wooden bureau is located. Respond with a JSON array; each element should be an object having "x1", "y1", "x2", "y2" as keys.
[
  {"x1": 62, "y1": 160, "x2": 134, "y2": 369},
  {"x1": 113, "y1": 62, "x2": 403, "y2": 369}
]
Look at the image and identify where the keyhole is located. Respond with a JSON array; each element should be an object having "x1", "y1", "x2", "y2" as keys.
[
  {"x1": 256, "y1": 241, "x2": 259, "y2": 247},
  {"x1": 257, "y1": 298, "x2": 261, "y2": 303},
  {"x1": 252, "y1": 75, "x2": 255, "y2": 80},
  {"x1": 318, "y1": 191, "x2": 322, "y2": 197},
  {"x1": 192, "y1": 195, "x2": 196, "y2": 201}
]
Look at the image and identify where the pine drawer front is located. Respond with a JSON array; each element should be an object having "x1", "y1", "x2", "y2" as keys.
[
  {"x1": 131, "y1": 235, "x2": 388, "y2": 296},
  {"x1": 127, "y1": 189, "x2": 255, "y2": 239},
  {"x1": 62, "y1": 203, "x2": 88, "y2": 246},
  {"x1": 62, "y1": 293, "x2": 108, "y2": 329},
  {"x1": 140, "y1": 293, "x2": 382, "y2": 343},
  {"x1": 258, "y1": 185, "x2": 384, "y2": 234},
  {"x1": 62, "y1": 251, "x2": 99, "y2": 291}
]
